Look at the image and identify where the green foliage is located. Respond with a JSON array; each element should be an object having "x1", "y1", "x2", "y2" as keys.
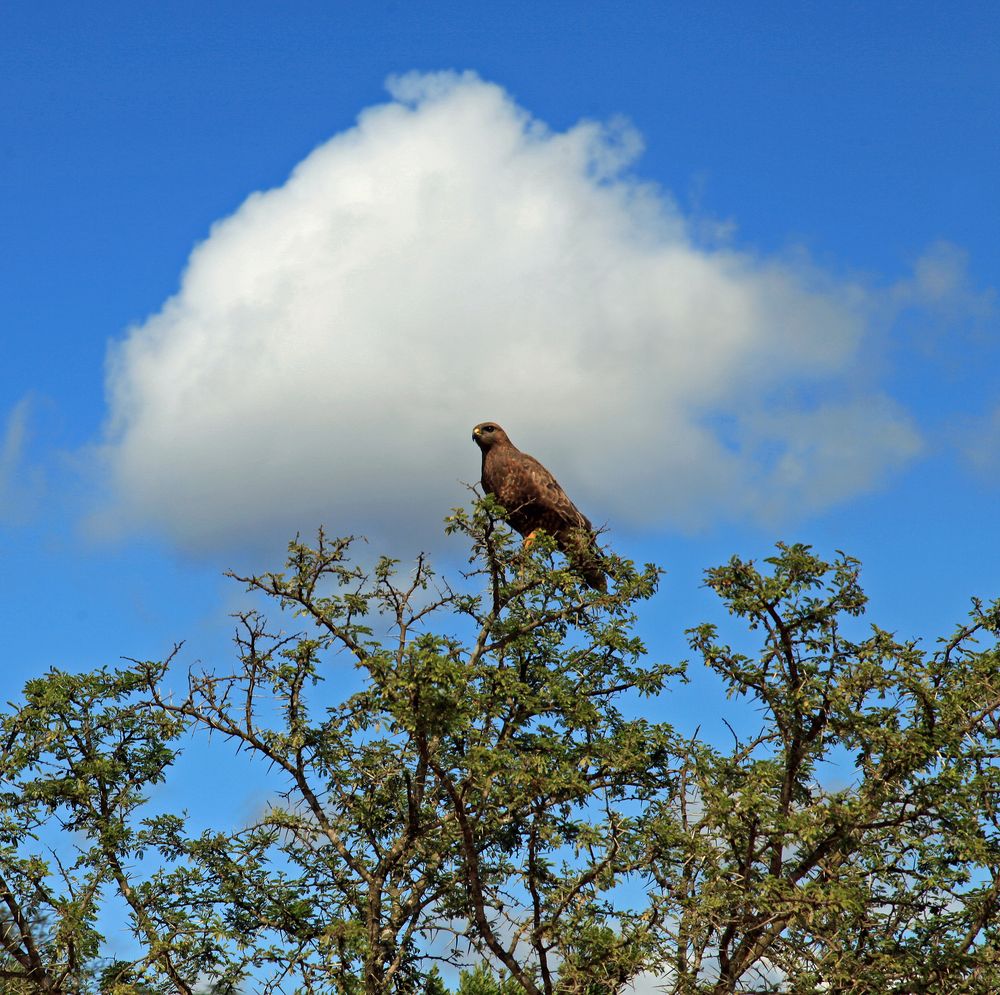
[
  {"x1": 456, "y1": 963, "x2": 523, "y2": 994},
  {"x1": 421, "y1": 966, "x2": 450, "y2": 995},
  {"x1": 1, "y1": 515, "x2": 998, "y2": 995}
]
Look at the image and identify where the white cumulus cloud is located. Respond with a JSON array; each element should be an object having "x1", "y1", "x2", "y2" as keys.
[{"x1": 96, "y1": 71, "x2": 920, "y2": 553}]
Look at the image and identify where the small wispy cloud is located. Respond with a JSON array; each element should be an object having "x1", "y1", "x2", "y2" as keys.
[
  {"x1": 0, "y1": 396, "x2": 43, "y2": 525},
  {"x1": 957, "y1": 404, "x2": 1000, "y2": 484},
  {"x1": 890, "y1": 241, "x2": 995, "y2": 319},
  {"x1": 93, "y1": 71, "x2": 924, "y2": 553}
]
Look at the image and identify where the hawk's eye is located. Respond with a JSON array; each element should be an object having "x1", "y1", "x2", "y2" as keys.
[{"x1": 484, "y1": 425, "x2": 495, "y2": 433}]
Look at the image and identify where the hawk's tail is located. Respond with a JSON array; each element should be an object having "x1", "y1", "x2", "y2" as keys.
[
  {"x1": 562, "y1": 530, "x2": 608, "y2": 592},
  {"x1": 578, "y1": 559, "x2": 608, "y2": 592}
]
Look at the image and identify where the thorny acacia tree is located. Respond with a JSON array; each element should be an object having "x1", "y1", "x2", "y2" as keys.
[
  {"x1": 653, "y1": 544, "x2": 1000, "y2": 994},
  {"x1": 0, "y1": 505, "x2": 998, "y2": 994},
  {"x1": 135, "y1": 499, "x2": 674, "y2": 995},
  {"x1": 0, "y1": 665, "x2": 198, "y2": 993}
]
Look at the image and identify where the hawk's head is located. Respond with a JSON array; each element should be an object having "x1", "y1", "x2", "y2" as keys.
[{"x1": 472, "y1": 422, "x2": 511, "y2": 451}]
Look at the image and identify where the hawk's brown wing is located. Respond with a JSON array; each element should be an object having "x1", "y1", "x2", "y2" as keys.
[
  {"x1": 483, "y1": 446, "x2": 606, "y2": 591},
  {"x1": 484, "y1": 447, "x2": 591, "y2": 538}
]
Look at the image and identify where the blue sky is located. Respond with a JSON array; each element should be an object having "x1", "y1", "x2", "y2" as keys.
[{"x1": 2, "y1": 1, "x2": 998, "y2": 744}]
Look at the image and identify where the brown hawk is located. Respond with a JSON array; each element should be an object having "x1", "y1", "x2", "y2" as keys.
[{"x1": 472, "y1": 422, "x2": 607, "y2": 591}]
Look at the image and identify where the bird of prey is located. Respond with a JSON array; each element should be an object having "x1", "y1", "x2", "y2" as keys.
[{"x1": 471, "y1": 422, "x2": 606, "y2": 591}]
